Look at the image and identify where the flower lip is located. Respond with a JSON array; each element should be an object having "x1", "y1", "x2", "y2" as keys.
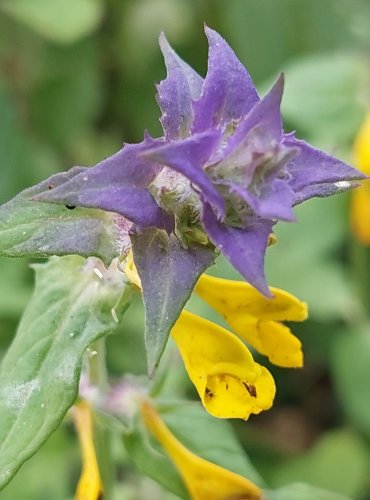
[{"x1": 170, "y1": 310, "x2": 276, "y2": 419}]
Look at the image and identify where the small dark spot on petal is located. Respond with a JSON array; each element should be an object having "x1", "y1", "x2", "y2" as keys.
[
  {"x1": 65, "y1": 204, "x2": 76, "y2": 210},
  {"x1": 205, "y1": 387, "x2": 214, "y2": 398},
  {"x1": 48, "y1": 184, "x2": 54, "y2": 190},
  {"x1": 242, "y1": 382, "x2": 257, "y2": 398}
]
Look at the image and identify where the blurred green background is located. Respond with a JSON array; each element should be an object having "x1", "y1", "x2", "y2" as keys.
[{"x1": 0, "y1": 0, "x2": 370, "y2": 498}]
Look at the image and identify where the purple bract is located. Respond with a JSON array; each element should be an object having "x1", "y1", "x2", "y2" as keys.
[{"x1": 26, "y1": 27, "x2": 365, "y2": 371}]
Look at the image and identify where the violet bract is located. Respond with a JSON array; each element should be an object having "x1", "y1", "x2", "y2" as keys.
[{"x1": 6, "y1": 27, "x2": 365, "y2": 374}]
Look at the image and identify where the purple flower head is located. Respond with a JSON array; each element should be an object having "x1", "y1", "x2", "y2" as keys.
[
  {"x1": 23, "y1": 26, "x2": 366, "y2": 373},
  {"x1": 143, "y1": 27, "x2": 365, "y2": 295}
]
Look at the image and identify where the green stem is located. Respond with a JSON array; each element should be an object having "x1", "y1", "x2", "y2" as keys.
[{"x1": 88, "y1": 339, "x2": 114, "y2": 500}]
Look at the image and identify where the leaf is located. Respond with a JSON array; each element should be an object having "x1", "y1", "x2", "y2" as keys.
[
  {"x1": 282, "y1": 53, "x2": 367, "y2": 145},
  {"x1": 0, "y1": 85, "x2": 52, "y2": 204},
  {"x1": 0, "y1": 170, "x2": 122, "y2": 266},
  {"x1": 0, "y1": 0, "x2": 104, "y2": 44},
  {"x1": 265, "y1": 196, "x2": 358, "y2": 321},
  {"x1": 265, "y1": 483, "x2": 351, "y2": 500},
  {"x1": 29, "y1": 40, "x2": 102, "y2": 150},
  {"x1": 331, "y1": 330, "x2": 370, "y2": 438},
  {"x1": 267, "y1": 429, "x2": 369, "y2": 498},
  {"x1": 131, "y1": 228, "x2": 215, "y2": 375},
  {"x1": 0, "y1": 255, "x2": 130, "y2": 489},
  {"x1": 124, "y1": 401, "x2": 263, "y2": 498}
]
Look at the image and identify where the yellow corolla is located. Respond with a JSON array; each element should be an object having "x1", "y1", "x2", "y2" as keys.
[
  {"x1": 124, "y1": 251, "x2": 301, "y2": 417},
  {"x1": 350, "y1": 111, "x2": 370, "y2": 245},
  {"x1": 171, "y1": 310, "x2": 276, "y2": 419},
  {"x1": 73, "y1": 401, "x2": 103, "y2": 500},
  {"x1": 195, "y1": 274, "x2": 307, "y2": 368},
  {"x1": 141, "y1": 400, "x2": 262, "y2": 500}
]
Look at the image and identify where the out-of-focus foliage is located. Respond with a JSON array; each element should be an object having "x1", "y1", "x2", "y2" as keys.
[
  {"x1": 0, "y1": 0, "x2": 104, "y2": 44},
  {"x1": 0, "y1": 0, "x2": 370, "y2": 498}
]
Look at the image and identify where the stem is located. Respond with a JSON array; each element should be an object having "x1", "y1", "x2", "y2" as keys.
[{"x1": 88, "y1": 339, "x2": 114, "y2": 499}]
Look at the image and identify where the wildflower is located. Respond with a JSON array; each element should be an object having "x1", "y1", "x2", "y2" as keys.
[
  {"x1": 5, "y1": 27, "x2": 364, "y2": 372},
  {"x1": 141, "y1": 29, "x2": 365, "y2": 297},
  {"x1": 141, "y1": 399, "x2": 262, "y2": 499},
  {"x1": 195, "y1": 274, "x2": 307, "y2": 368},
  {"x1": 73, "y1": 401, "x2": 103, "y2": 500},
  {"x1": 125, "y1": 254, "x2": 281, "y2": 419},
  {"x1": 171, "y1": 310, "x2": 275, "y2": 419},
  {"x1": 350, "y1": 112, "x2": 370, "y2": 245}
]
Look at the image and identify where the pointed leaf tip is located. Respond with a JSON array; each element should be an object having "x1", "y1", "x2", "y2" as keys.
[{"x1": 131, "y1": 228, "x2": 215, "y2": 376}]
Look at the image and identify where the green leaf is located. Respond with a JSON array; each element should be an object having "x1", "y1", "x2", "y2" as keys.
[
  {"x1": 0, "y1": 255, "x2": 130, "y2": 490},
  {"x1": 282, "y1": 53, "x2": 367, "y2": 145},
  {"x1": 266, "y1": 483, "x2": 351, "y2": 500},
  {"x1": 124, "y1": 401, "x2": 263, "y2": 498},
  {"x1": 267, "y1": 429, "x2": 369, "y2": 498},
  {"x1": 331, "y1": 330, "x2": 370, "y2": 437},
  {"x1": 0, "y1": 171, "x2": 121, "y2": 265},
  {"x1": 29, "y1": 40, "x2": 103, "y2": 151},
  {"x1": 0, "y1": 84, "x2": 55, "y2": 204},
  {"x1": 0, "y1": 0, "x2": 104, "y2": 44},
  {"x1": 131, "y1": 229, "x2": 214, "y2": 376},
  {"x1": 265, "y1": 196, "x2": 359, "y2": 321}
]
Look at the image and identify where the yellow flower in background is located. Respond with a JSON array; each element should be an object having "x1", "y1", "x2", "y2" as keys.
[
  {"x1": 171, "y1": 310, "x2": 275, "y2": 419},
  {"x1": 73, "y1": 402, "x2": 103, "y2": 500},
  {"x1": 350, "y1": 111, "x2": 370, "y2": 245},
  {"x1": 141, "y1": 400, "x2": 262, "y2": 500},
  {"x1": 195, "y1": 274, "x2": 308, "y2": 368}
]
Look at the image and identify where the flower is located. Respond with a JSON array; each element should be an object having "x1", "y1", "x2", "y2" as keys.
[
  {"x1": 8, "y1": 27, "x2": 363, "y2": 372},
  {"x1": 350, "y1": 111, "x2": 370, "y2": 245},
  {"x1": 125, "y1": 254, "x2": 312, "y2": 418},
  {"x1": 171, "y1": 310, "x2": 276, "y2": 419},
  {"x1": 195, "y1": 274, "x2": 307, "y2": 368},
  {"x1": 73, "y1": 401, "x2": 103, "y2": 500},
  {"x1": 140, "y1": 399, "x2": 262, "y2": 499},
  {"x1": 141, "y1": 28, "x2": 365, "y2": 297}
]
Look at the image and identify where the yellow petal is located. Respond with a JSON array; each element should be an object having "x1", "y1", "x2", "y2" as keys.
[
  {"x1": 171, "y1": 310, "x2": 276, "y2": 419},
  {"x1": 257, "y1": 320, "x2": 303, "y2": 368},
  {"x1": 350, "y1": 185, "x2": 370, "y2": 246},
  {"x1": 73, "y1": 402, "x2": 103, "y2": 500},
  {"x1": 124, "y1": 249, "x2": 142, "y2": 288},
  {"x1": 196, "y1": 274, "x2": 307, "y2": 322},
  {"x1": 353, "y1": 111, "x2": 370, "y2": 174},
  {"x1": 141, "y1": 400, "x2": 262, "y2": 500},
  {"x1": 195, "y1": 274, "x2": 306, "y2": 368}
]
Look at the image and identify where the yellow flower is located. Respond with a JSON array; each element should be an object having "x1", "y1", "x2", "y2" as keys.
[
  {"x1": 141, "y1": 399, "x2": 262, "y2": 500},
  {"x1": 350, "y1": 111, "x2": 370, "y2": 245},
  {"x1": 171, "y1": 310, "x2": 275, "y2": 419},
  {"x1": 73, "y1": 402, "x2": 103, "y2": 500},
  {"x1": 195, "y1": 274, "x2": 307, "y2": 368},
  {"x1": 124, "y1": 251, "x2": 287, "y2": 418}
]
